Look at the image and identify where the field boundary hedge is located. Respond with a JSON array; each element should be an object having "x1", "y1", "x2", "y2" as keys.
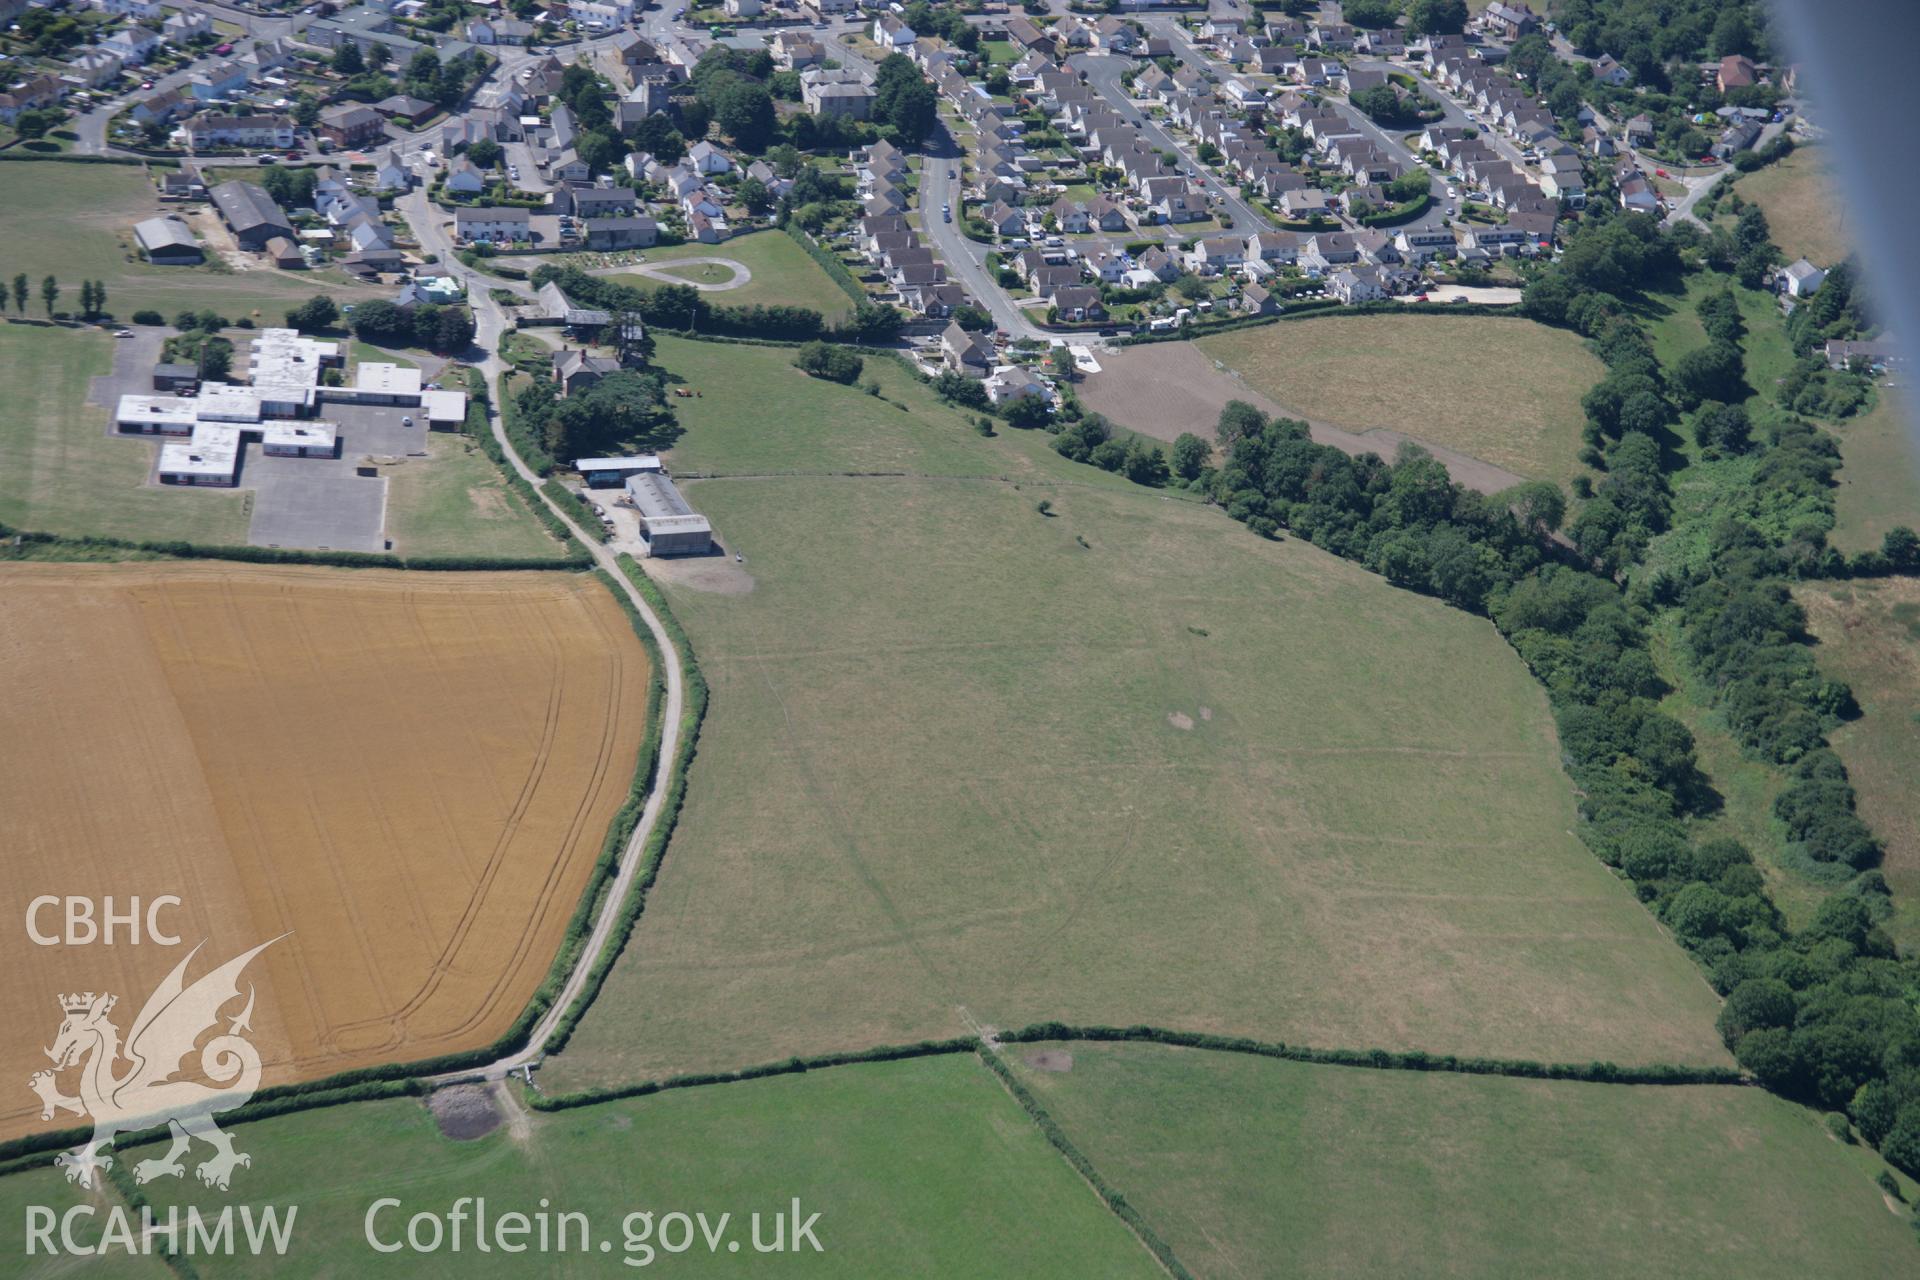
[
  {"x1": 540, "y1": 554, "x2": 708, "y2": 1055},
  {"x1": 0, "y1": 152, "x2": 176, "y2": 167},
  {"x1": 998, "y1": 1024, "x2": 1749, "y2": 1085},
  {"x1": 977, "y1": 1047, "x2": 1197, "y2": 1280},
  {"x1": 542, "y1": 477, "x2": 609, "y2": 543},
  {"x1": 530, "y1": 1037, "x2": 980, "y2": 1111},
  {"x1": 785, "y1": 223, "x2": 867, "y2": 306},
  {"x1": 0, "y1": 1078, "x2": 427, "y2": 1177},
  {"x1": 0, "y1": 521, "x2": 584, "y2": 571}
]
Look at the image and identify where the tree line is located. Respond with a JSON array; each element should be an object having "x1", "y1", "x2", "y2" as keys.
[
  {"x1": 0, "y1": 273, "x2": 109, "y2": 321},
  {"x1": 1033, "y1": 199, "x2": 1920, "y2": 1178}
]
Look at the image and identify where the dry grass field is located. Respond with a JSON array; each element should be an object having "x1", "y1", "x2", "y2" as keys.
[
  {"x1": 1197, "y1": 314, "x2": 1604, "y2": 487},
  {"x1": 540, "y1": 341, "x2": 1731, "y2": 1098},
  {"x1": 0, "y1": 563, "x2": 648, "y2": 1142},
  {"x1": 1799, "y1": 578, "x2": 1920, "y2": 950},
  {"x1": 1831, "y1": 390, "x2": 1920, "y2": 554},
  {"x1": 1738, "y1": 148, "x2": 1851, "y2": 267},
  {"x1": 1010, "y1": 1040, "x2": 1917, "y2": 1278}
]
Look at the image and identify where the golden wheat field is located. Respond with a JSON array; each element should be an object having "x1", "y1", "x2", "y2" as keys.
[{"x1": 0, "y1": 563, "x2": 648, "y2": 1142}]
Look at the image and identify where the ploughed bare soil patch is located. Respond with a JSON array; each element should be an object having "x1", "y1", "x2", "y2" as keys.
[
  {"x1": 1024, "y1": 1050, "x2": 1075, "y2": 1073},
  {"x1": 429, "y1": 1084, "x2": 503, "y2": 1140}
]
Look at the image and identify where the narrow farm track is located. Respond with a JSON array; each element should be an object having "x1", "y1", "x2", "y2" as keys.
[{"x1": 411, "y1": 197, "x2": 688, "y2": 1082}]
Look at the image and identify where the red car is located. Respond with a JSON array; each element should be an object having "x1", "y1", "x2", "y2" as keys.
[
  {"x1": 215, "y1": 42, "x2": 233, "y2": 54},
  {"x1": 1654, "y1": 168, "x2": 1668, "y2": 178}
]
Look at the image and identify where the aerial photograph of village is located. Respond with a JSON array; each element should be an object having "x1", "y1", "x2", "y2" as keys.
[{"x1": 1, "y1": 0, "x2": 1917, "y2": 1272}]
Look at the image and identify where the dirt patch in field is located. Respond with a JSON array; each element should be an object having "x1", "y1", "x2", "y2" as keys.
[
  {"x1": 1168, "y1": 711, "x2": 1195, "y2": 730},
  {"x1": 0, "y1": 563, "x2": 650, "y2": 1142},
  {"x1": 1024, "y1": 1050, "x2": 1074, "y2": 1073},
  {"x1": 429, "y1": 1085, "x2": 503, "y2": 1141},
  {"x1": 644, "y1": 550, "x2": 757, "y2": 595},
  {"x1": 1081, "y1": 341, "x2": 1530, "y2": 496}
]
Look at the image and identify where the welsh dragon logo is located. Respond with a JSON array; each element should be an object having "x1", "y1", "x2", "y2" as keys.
[{"x1": 28, "y1": 937, "x2": 282, "y2": 1191}]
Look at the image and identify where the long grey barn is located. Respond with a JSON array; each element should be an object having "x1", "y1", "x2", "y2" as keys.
[
  {"x1": 209, "y1": 180, "x2": 294, "y2": 250},
  {"x1": 624, "y1": 472, "x2": 712, "y2": 557}
]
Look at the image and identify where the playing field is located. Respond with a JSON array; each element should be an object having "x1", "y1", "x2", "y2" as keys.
[
  {"x1": 0, "y1": 160, "x2": 385, "y2": 322},
  {"x1": 1197, "y1": 313, "x2": 1604, "y2": 486},
  {"x1": 1798, "y1": 578, "x2": 1920, "y2": 950},
  {"x1": 0, "y1": 323, "x2": 254, "y2": 543},
  {"x1": 129, "y1": 1054, "x2": 1159, "y2": 1277},
  {"x1": 1738, "y1": 147, "x2": 1851, "y2": 266},
  {"x1": 1007, "y1": 1040, "x2": 1916, "y2": 1278},
  {"x1": 0, "y1": 563, "x2": 649, "y2": 1142},
  {"x1": 608, "y1": 230, "x2": 854, "y2": 320},
  {"x1": 540, "y1": 339, "x2": 1729, "y2": 1096}
]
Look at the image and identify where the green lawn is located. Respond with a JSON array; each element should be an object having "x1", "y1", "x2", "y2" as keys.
[
  {"x1": 609, "y1": 231, "x2": 854, "y2": 320},
  {"x1": 651, "y1": 334, "x2": 1036, "y2": 478},
  {"x1": 540, "y1": 337, "x2": 1730, "y2": 1098},
  {"x1": 1199, "y1": 313, "x2": 1605, "y2": 488},
  {"x1": 1646, "y1": 273, "x2": 1798, "y2": 417},
  {"x1": 0, "y1": 160, "x2": 384, "y2": 322},
  {"x1": 1009, "y1": 1040, "x2": 1917, "y2": 1279},
  {"x1": 0, "y1": 323, "x2": 253, "y2": 543},
  {"x1": 382, "y1": 432, "x2": 572, "y2": 560},
  {"x1": 130, "y1": 1054, "x2": 1159, "y2": 1277},
  {"x1": 349, "y1": 338, "x2": 423, "y2": 372},
  {"x1": 0, "y1": 1165, "x2": 175, "y2": 1278}
]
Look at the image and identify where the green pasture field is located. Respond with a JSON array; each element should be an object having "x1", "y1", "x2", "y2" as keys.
[
  {"x1": 126, "y1": 1054, "x2": 1159, "y2": 1277},
  {"x1": 0, "y1": 160, "x2": 384, "y2": 322},
  {"x1": 0, "y1": 1165, "x2": 175, "y2": 1279},
  {"x1": 0, "y1": 323, "x2": 253, "y2": 543},
  {"x1": 381, "y1": 432, "x2": 571, "y2": 561},
  {"x1": 1198, "y1": 313, "x2": 1604, "y2": 487},
  {"x1": 1646, "y1": 273, "x2": 1797, "y2": 420},
  {"x1": 540, "y1": 338, "x2": 1730, "y2": 1097},
  {"x1": 609, "y1": 231, "x2": 853, "y2": 320},
  {"x1": 1008, "y1": 1039, "x2": 1918, "y2": 1279},
  {"x1": 650, "y1": 334, "x2": 1060, "y2": 478}
]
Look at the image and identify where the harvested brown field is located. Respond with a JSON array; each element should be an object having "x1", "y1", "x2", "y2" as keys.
[{"x1": 0, "y1": 563, "x2": 648, "y2": 1142}]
